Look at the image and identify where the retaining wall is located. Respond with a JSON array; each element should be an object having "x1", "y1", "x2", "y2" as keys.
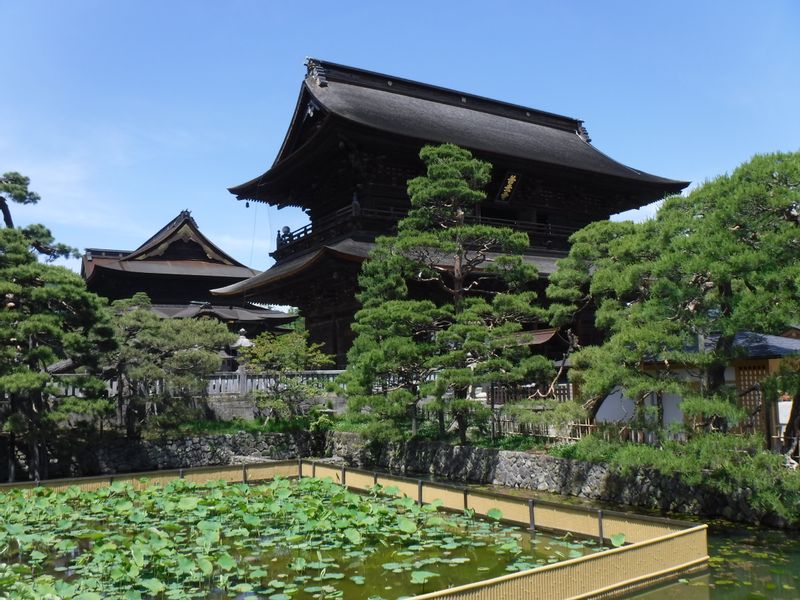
[
  {"x1": 87, "y1": 431, "x2": 320, "y2": 473},
  {"x1": 13, "y1": 429, "x2": 793, "y2": 527},
  {"x1": 325, "y1": 432, "x2": 794, "y2": 528}
]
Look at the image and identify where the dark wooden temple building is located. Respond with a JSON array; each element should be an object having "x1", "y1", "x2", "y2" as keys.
[
  {"x1": 214, "y1": 59, "x2": 688, "y2": 366},
  {"x1": 82, "y1": 210, "x2": 295, "y2": 335}
]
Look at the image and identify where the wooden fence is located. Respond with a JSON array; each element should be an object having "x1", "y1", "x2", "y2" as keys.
[{"x1": 302, "y1": 461, "x2": 708, "y2": 600}]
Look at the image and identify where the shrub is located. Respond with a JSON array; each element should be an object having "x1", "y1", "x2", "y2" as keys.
[{"x1": 551, "y1": 433, "x2": 800, "y2": 523}]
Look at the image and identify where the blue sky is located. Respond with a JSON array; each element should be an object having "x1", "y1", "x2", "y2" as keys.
[{"x1": 2, "y1": 0, "x2": 798, "y2": 272}]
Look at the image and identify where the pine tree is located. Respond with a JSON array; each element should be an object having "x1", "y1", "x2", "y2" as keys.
[
  {"x1": 0, "y1": 228, "x2": 116, "y2": 481},
  {"x1": 108, "y1": 293, "x2": 236, "y2": 436},
  {"x1": 547, "y1": 151, "x2": 800, "y2": 438},
  {"x1": 346, "y1": 144, "x2": 552, "y2": 443},
  {"x1": 1, "y1": 172, "x2": 76, "y2": 259}
]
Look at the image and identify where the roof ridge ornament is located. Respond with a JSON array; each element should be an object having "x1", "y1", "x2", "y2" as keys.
[
  {"x1": 305, "y1": 57, "x2": 328, "y2": 87},
  {"x1": 577, "y1": 123, "x2": 591, "y2": 143}
]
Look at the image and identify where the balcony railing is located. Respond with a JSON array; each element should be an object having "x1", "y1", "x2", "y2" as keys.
[{"x1": 272, "y1": 205, "x2": 574, "y2": 261}]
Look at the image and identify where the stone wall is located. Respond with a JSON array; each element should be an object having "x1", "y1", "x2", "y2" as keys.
[
  {"x1": 324, "y1": 432, "x2": 793, "y2": 528},
  {"x1": 85, "y1": 431, "x2": 319, "y2": 474},
  {"x1": 20, "y1": 429, "x2": 791, "y2": 528}
]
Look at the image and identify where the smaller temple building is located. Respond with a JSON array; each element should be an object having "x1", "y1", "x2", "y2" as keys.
[{"x1": 82, "y1": 210, "x2": 295, "y2": 335}]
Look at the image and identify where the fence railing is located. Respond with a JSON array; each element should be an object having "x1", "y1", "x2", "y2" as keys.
[
  {"x1": 272, "y1": 203, "x2": 575, "y2": 261},
  {"x1": 302, "y1": 461, "x2": 707, "y2": 600},
  {"x1": 54, "y1": 370, "x2": 346, "y2": 400},
  {"x1": 205, "y1": 370, "x2": 345, "y2": 396}
]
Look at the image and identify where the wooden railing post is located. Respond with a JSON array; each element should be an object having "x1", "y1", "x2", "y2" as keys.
[
  {"x1": 528, "y1": 498, "x2": 536, "y2": 533},
  {"x1": 598, "y1": 509, "x2": 605, "y2": 545}
]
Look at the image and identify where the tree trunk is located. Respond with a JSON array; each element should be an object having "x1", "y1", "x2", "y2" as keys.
[
  {"x1": 437, "y1": 409, "x2": 445, "y2": 438},
  {"x1": 655, "y1": 391, "x2": 664, "y2": 429},
  {"x1": 7, "y1": 431, "x2": 15, "y2": 483},
  {"x1": 410, "y1": 402, "x2": 418, "y2": 437},
  {"x1": 0, "y1": 199, "x2": 14, "y2": 228},
  {"x1": 29, "y1": 392, "x2": 46, "y2": 482},
  {"x1": 456, "y1": 410, "x2": 468, "y2": 445},
  {"x1": 490, "y1": 383, "x2": 496, "y2": 443},
  {"x1": 116, "y1": 372, "x2": 125, "y2": 428},
  {"x1": 30, "y1": 436, "x2": 41, "y2": 482},
  {"x1": 452, "y1": 208, "x2": 465, "y2": 310},
  {"x1": 125, "y1": 397, "x2": 138, "y2": 438},
  {"x1": 706, "y1": 332, "x2": 734, "y2": 432}
]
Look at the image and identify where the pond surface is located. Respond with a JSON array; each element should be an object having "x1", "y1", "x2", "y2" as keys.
[
  {"x1": 631, "y1": 521, "x2": 800, "y2": 599},
  {"x1": 477, "y1": 482, "x2": 800, "y2": 600},
  {"x1": 0, "y1": 477, "x2": 604, "y2": 599}
]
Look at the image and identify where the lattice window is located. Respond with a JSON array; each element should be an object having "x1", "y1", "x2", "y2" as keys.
[{"x1": 736, "y1": 364, "x2": 769, "y2": 434}]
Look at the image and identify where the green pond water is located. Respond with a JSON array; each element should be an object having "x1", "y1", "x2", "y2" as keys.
[
  {"x1": 0, "y1": 477, "x2": 605, "y2": 599},
  {"x1": 476, "y1": 482, "x2": 800, "y2": 600},
  {"x1": 631, "y1": 521, "x2": 800, "y2": 600},
  {"x1": 202, "y1": 528, "x2": 599, "y2": 599},
  {"x1": 4, "y1": 475, "x2": 797, "y2": 599}
]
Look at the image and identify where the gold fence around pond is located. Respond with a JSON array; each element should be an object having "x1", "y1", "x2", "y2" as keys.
[{"x1": 0, "y1": 460, "x2": 708, "y2": 600}]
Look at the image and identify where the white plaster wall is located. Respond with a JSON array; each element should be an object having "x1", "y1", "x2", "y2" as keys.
[
  {"x1": 595, "y1": 389, "x2": 684, "y2": 425},
  {"x1": 778, "y1": 401, "x2": 792, "y2": 429},
  {"x1": 595, "y1": 388, "x2": 635, "y2": 422},
  {"x1": 660, "y1": 393, "x2": 684, "y2": 425}
]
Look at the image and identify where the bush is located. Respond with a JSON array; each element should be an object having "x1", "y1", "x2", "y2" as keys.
[
  {"x1": 471, "y1": 434, "x2": 549, "y2": 452},
  {"x1": 551, "y1": 433, "x2": 800, "y2": 522}
]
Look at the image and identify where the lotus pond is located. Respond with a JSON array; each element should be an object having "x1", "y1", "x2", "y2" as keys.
[{"x1": 0, "y1": 477, "x2": 608, "y2": 599}]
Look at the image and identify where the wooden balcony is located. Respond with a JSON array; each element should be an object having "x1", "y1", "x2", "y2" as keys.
[{"x1": 272, "y1": 205, "x2": 574, "y2": 262}]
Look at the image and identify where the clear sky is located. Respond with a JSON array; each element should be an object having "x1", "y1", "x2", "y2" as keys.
[{"x1": 2, "y1": 0, "x2": 798, "y2": 272}]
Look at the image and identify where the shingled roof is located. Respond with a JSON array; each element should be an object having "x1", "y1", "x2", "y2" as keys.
[
  {"x1": 212, "y1": 238, "x2": 564, "y2": 299},
  {"x1": 230, "y1": 59, "x2": 687, "y2": 203},
  {"x1": 82, "y1": 210, "x2": 259, "y2": 283}
]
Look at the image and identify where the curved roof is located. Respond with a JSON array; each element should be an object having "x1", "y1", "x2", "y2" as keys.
[
  {"x1": 212, "y1": 237, "x2": 564, "y2": 299},
  {"x1": 82, "y1": 210, "x2": 259, "y2": 282},
  {"x1": 230, "y1": 59, "x2": 687, "y2": 201},
  {"x1": 150, "y1": 303, "x2": 295, "y2": 323}
]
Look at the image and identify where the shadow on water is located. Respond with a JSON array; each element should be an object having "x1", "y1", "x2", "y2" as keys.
[
  {"x1": 469, "y1": 481, "x2": 800, "y2": 600},
  {"x1": 634, "y1": 521, "x2": 800, "y2": 600}
]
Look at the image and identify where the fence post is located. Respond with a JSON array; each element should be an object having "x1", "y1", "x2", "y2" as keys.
[
  {"x1": 598, "y1": 509, "x2": 605, "y2": 545},
  {"x1": 341, "y1": 465, "x2": 346, "y2": 486},
  {"x1": 373, "y1": 471, "x2": 378, "y2": 486},
  {"x1": 528, "y1": 498, "x2": 536, "y2": 533},
  {"x1": 463, "y1": 488, "x2": 469, "y2": 510},
  {"x1": 179, "y1": 468, "x2": 184, "y2": 479},
  {"x1": 242, "y1": 466, "x2": 248, "y2": 484},
  {"x1": 417, "y1": 480, "x2": 423, "y2": 505},
  {"x1": 298, "y1": 458, "x2": 303, "y2": 478},
  {"x1": 237, "y1": 366, "x2": 248, "y2": 396},
  {"x1": 312, "y1": 461, "x2": 316, "y2": 478}
]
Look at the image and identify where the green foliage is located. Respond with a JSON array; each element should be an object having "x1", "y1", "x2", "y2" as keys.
[
  {"x1": 0, "y1": 476, "x2": 592, "y2": 596},
  {"x1": 548, "y1": 151, "x2": 800, "y2": 433},
  {"x1": 0, "y1": 173, "x2": 77, "y2": 259},
  {"x1": 0, "y1": 172, "x2": 40, "y2": 231},
  {"x1": 237, "y1": 330, "x2": 333, "y2": 421},
  {"x1": 153, "y1": 410, "x2": 334, "y2": 438},
  {"x1": 0, "y1": 227, "x2": 116, "y2": 479},
  {"x1": 108, "y1": 293, "x2": 236, "y2": 436},
  {"x1": 239, "y1": 330, "x2": 333, "y2": 372},
  {"x1": 346, "y1": 144, "x2": 552, "y2": 443},
  {"x1": 470, "y1": 433, "x2": 550, "y2": 452},
  {"x1": 552, "y1": 434, "x2": 800, "y2": 522}
]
